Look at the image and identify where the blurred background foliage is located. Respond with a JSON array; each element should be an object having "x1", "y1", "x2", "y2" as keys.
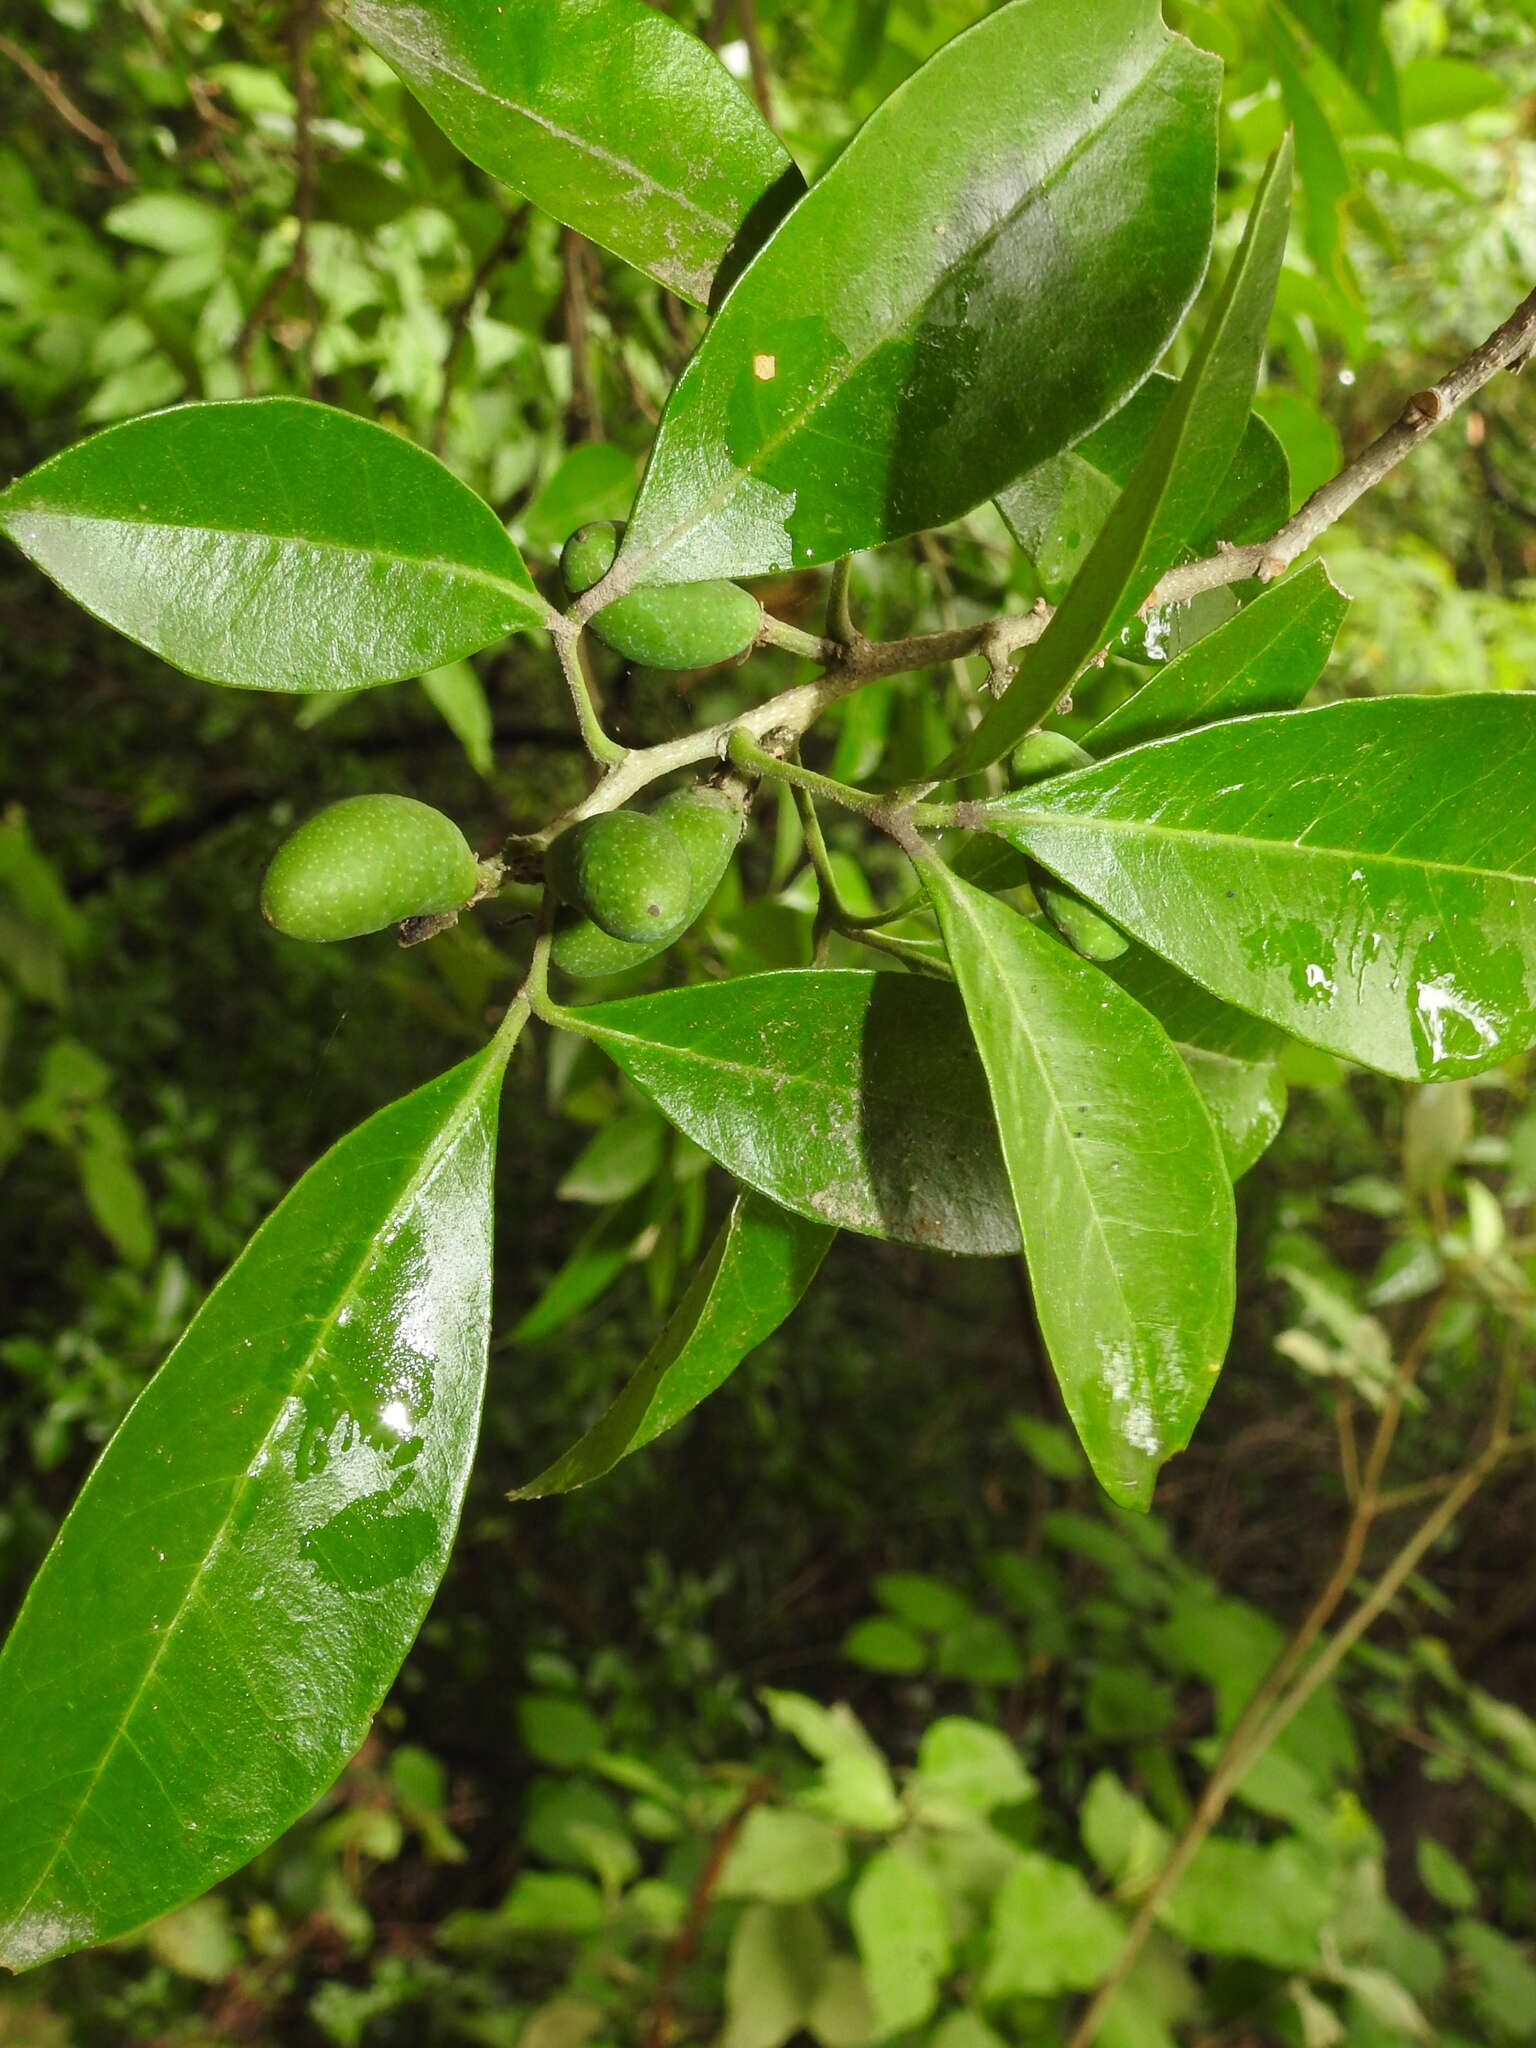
[{"x1": 4, "y1": 0, "x2": 1536, "y2": 2041}]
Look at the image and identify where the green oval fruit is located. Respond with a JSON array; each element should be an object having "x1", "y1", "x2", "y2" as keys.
[
  {"x1": 1035, "y1": 875, "x2": 1129, "y2": 964},
  {"x1": 652, "y1": 784, "x2": 746, "y2": 885},
  {"x1": 561, "y1": 519, "x2": 761, "y2": 672},
  {"x1": 560, "y1": 520, "x2": 623, "y2": 596},
  {"x1": 262, "y1": 795, "x2": 481, "y2": 943},
  {"x1": 1011, "y1": 731, "x2": 1093, "y2": 782},
  {"x1": 546, "y1": 810, "x2": 694, "y2": 945},
  {"x1": 593, "y1": 582, "x2": 762, "y2": 670},
  {"x1": 550, "y1": 783, "x2": 747, "y2": 980}
]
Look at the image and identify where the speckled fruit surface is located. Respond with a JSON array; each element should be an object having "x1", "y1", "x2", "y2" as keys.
[
  {"x1": 546, "y1": 811, "x2": 694, "y2": 945},
  {"x1": 262, "y1": 795, "x2": 481, "y2": 942}
]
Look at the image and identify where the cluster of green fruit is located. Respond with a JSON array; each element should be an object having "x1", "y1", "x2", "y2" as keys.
[
  {"x1": 260, "y1": 524, "x2": 757, "y2": 966},
  {"x1": 260, "y1": 782, "x2": 744, "y2": 974},
  {"x1": 560, "y1": 519, "x2": 761, "y2": 670},
  {"x1": 259, "y1": 523, "x2": 1119, "y2": 973}
]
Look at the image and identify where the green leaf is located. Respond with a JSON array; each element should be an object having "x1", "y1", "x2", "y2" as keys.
[
  {"x1": 499, "y1": 1870, "x2": 606, "y2": 1935},
  {"x1": 420, "y1": 662, "x2": 494, "y2": 778},
  {"x1": 1416, "y1": 1837, "x2": 1476, "y2": 1913},
  {"x1": 1282, "y1": 0, "x2": 1401, "y2": 137},
  {"x1": 0, "y1": 400, "x2": 552, "y2": 692},
  {"x1": 1086, "y1": 561, "x2": 1348, "y2": 754},
  {"x1": 348, "y1": 0, "x2": 801, "y2": 308},
  {"x1": 517, "y1": 1694, "x2": 605, "y2": 1769},
  {"x1": 850, "y1": 1845, "x2": 953, "y2": 2037},
  {"x1": 844, "y1": 1617, "x2": 927, "y2": 1675},
  {"x1": 875, "y1": 1573, "x2": 973, "y2": 1631},
  {"x1": 103, "y1": 194, "x2": 227, "y2": 254},
  {"x1": 980, "y1": 1851, "x2": 1124, "y2": 1999},
  {"x1": 0, "y1": 1039, "x2": 510, "y2": 1968},
  {"x1": 984, "y1": 695, "x2": 1536, "y2": 1082},
  {"x1": 921, "y1": 863, "x2": 1235, "y2": 1509},
  {"x1": 1451, "y1": 1919, "x2": 1536, "y2": 2038},
  {"x1": 1101, "y1": 946, "x2": 1289, "y2": 1179},
  {"x1": 931, "y1": 2019, "x2": 1009, "y2": 2048},
  {"x1": 933, "y1": 1615, "x2": 1027, "y2": 1684},
  {"x1": 555, "y1": 1109, "x2": 666, "y2": 1205},
  {"x1": 1400, "y1": 57, "x2": 1510, "y2": 128},
  {"x1": 998, "y1": 372, "x2": 1290, "y2": 603},
  {"x1": 1255, "y1": 388, "x2": 1343, "y2": 507},
  {"x1": 1152, "y1": 1586, "x2": 1356, "y2": 1780},
  {"x1": 511, "y1": 1191, "x2": 653, "y2": 1344},
  {"x1": 1181, "y1": 1044, "x2": 1288, "y2": 1181},
  {"x1": 1271, "y1": 12, "x2": 1351, "y2": 278},
  {"x1": 75, "y1": 1111, "x2": 157, "y2": 1267},
  {"x1": 946, "y1": 135, "x2": 1293, "y2": 778},
  {"x1": 721, "y1": 1903, "x2": 832, "y2": 2048},
  {"x1": 513, "y1": 1191, "x2": 832, "y2": 1497},
  {"x1": 558, "y1": 971, "x2": 1020, "y2": 1256},
  {"x1": 718, "y1": 1807, "x2": 849, "y2": 1904},
  {"x1": 616, "y1": 0, "x2": 1218, "y2": 586},
  {"x1": 1160, "y1": 1836, "x2": 1334, "y2": 1971},
  {"x1": 760, "y1": 1690, "x2": 902, "y2": 1833},
  {"x1": 1081, "y1": 1772, "x2": 1170, "y2": 1893},
  {"x1": 519, "y1": 442, "x2": 638, "y2": 556},
  {"x1": 143, "y1": 1897, "x2": 242, "y2": 1982},
  {"x1": 1009, "y1": 1412, "x2": 1088, "y2": 1479},
  {"x1": 910, "y1": 1718, "x2": 1038, "y2": 1822}
]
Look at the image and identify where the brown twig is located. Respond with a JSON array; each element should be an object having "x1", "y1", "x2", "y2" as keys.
[
  {"x1": 1062, "y1": 1321, "x2": 1521, "y2": 2048},
  {"x1": 643, "y1": 1782, "x2": 770, "y2": 2048},
  {"x1": 0, "y1": 31, "x2": 132, "y2": 182},
  {"x1": 576, "y1": 283, "x2": 1536, "y2": 709},
  {"x1": 235, "y1": 0, "x2": 322, "y2": 392},
  {"x1": 1153, "y1": 281, "x2": 1536, "y2": 604},
  {"x1": 544, "y1": 285, "x2": 1536, "y2": 791},
  {"x1": 562, "y1": 229, "x2": 604, "y2": 443},
  {"x1": 735, "y1": 0, "x2": 775, "y2": 123},
  {"x1": 432, "y1": 210, "x2": 525, "y2": 453}
]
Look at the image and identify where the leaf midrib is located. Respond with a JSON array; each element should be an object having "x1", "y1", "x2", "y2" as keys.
[
  {"x1": 995, "y1": 802, "x2": 1536, "y2": 890},
  {"x1": 2, "y1": 506, "x2": 548, "y2": 620},
  {"x1": 354, "y1": 3, "x2": 746, "y2": 242},
  {"x1": 942, "y1": 884, "x2": 1141, "y2": 1352},
  {"x1": 581, "y1": 1010, "x2": 987, "y2": 1134},
  {"x1": 0, "y1": 1053, "x2": 501, "y2": 1950},
  {"x1": 625, "y1": 35, "x2": 1185, "y2": 582}
]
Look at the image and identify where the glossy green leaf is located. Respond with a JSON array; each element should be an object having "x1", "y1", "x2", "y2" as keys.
[
  {"x1": 0, "y1": 1039, "x2": 511, "y2": 1968},
  {"x1": 514, "y1": 1192, "x2": 833, "y2": 1498},
  {"x1": 0, "y1": 400, "x2": 552, "y2": 692},
  {"x1": 1271, "y1": 11, "x2": 1351, "y2": 279},
  {"x1": 922, "y1": 862, "x2": 1234, "y2": 1508},
  {"x1": 946, "y1": 135, "x2": 1293, "y2": 778},
  {"x1": 1400, "y1": 56, "x2": 1510, "y2": 128},
  {"x1": 997, "y1": 371, "x2": 1290, "y2": 603},
  {"x1": 348, "y1": 0, "x2": 801, "y2": 308},
  {"x1": 1104, "y1": 946, "x2": 1289, "y2": 1178},
  {"x1": 1086, "y1": 561, "x2": 1348, "y2": 754},
  {"x1": 558, "y1": 971, "x2": 1020, "y2": 1256},
  {"x1": 850, "y1": 1845, "x2": 953, "y2": 2036},
  {"x1": 615, "y1": 0, "x2": 1219, "y2": 586},
  {"x1": 420, "y1": 662, "x2": 494, "y2": 778},
  {"x1": 1282, "y1": 0, "x2": 1401, "y2": 137},
  {"x1": 985, "y1": 695, "x2": 1536, "y2": 1081}
]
